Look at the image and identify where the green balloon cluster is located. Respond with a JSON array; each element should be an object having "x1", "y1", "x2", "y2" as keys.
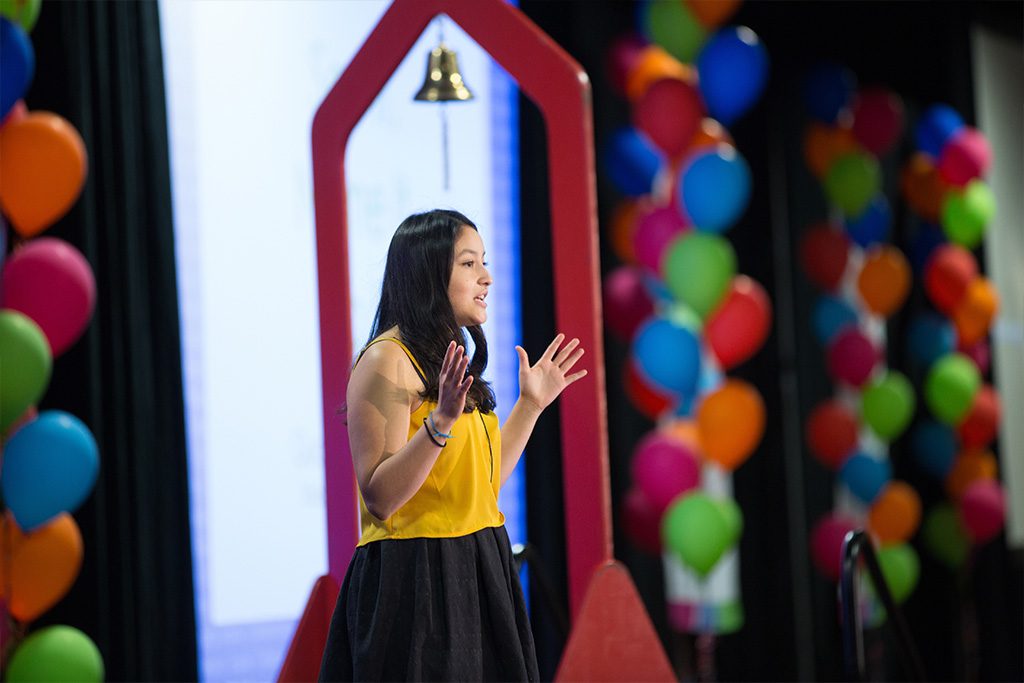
[
  {"x1": 925, "y1": 353, "x2": 980, "y2": 425},
  {"x1": 824, "y1": 152, "x2": 880, "y2": 217},
  {"x1": 0, "y1": 310, "x2": 52, "y2": 432},
  {"x1": 662, "y1": 492, "x2": 743, "y2": 577},
  {"x1": 0, "y1": 0, "x2": 41, "y2": 32},
  {"x1": 662, "y1": 233, "x2": 736, "y2": 319},
  {"x1": 876, "y1": 543, "x2": 920, "y2": 604},
  {"x1": 861, "y1": 371, "x2": 915, "y2": 441},
  {"x1": 644, "y1": 0, "x2": 707, "y2": 64},
  {"x1": 5, "y1": 626, "x2": 104, "y2": 683},
  {"x1": 923, "y1": 503, "x2": 970, "y2": 570},
  {"x1": 941, "y1": 180, "x2": 995, "y2": 250}
]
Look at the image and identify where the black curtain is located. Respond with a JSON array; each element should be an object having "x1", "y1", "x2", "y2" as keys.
[{"x1": 22, "y1": 2, "x2": 197, "y2": 681}]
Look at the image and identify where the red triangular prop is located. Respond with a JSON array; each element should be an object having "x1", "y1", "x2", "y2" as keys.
[{"x1": 277, "y1": 574, "x2": 341, "y2": 683}]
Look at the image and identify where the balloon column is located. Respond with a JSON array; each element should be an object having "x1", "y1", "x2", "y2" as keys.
[
  {"x1": 799, "y1": 64, "x2": 923, "y2": 611},
  {"x1": 0, "y1": 3, "x2": 105, "y2": 679},
  {"x1": 601, "y1": 0, "x2": 769, "y2": 637}
]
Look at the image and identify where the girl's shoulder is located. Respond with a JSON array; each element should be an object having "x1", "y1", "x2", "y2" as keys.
[{"x1": 352, "y1": 334, "x2": 426, "y2": 393}]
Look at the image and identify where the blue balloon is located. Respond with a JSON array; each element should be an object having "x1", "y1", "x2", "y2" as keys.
[
  {"x1": 915, "y1": 104, "x2": 964, "y2": 158},
  {"x1": 910, "y1": 421, "x2": 957, "y2": 479},
  {"x1": 908, "y1": 223, "x2": 946, "y2": 273},
  {"x1": 1, "y1": 410, "x2": 99, "y2": 531},
  {"x1": 844, "y1": 195, "x2": 890, "y2": 247},
  {"x1": 839, "y1": 452, "x2": 891, "y2": 504},
  {"x1": 697, "y1": 27, "x2": 769, "y2": 126},
  {"x1": 678, "y1": 147, "x2": 751, "y2": 233},
  {"x1": 1, "y1": 18, "x2": 35, "y2": 118},
  {"x1": 633, "y1": 317, "x2": 702, "y2": 399},
  {"x1": 803, "y1": 62, "x2": 856, "y2": 123},
  {"x1": 812, "y1": 294, "x2": 859, "y2": 345},
  {"x1": 907, "y1": 313, "x2": 956, "y2": 369},
  {"x1": 602, "y1": 127, "x2": 663, "y2": 197}
]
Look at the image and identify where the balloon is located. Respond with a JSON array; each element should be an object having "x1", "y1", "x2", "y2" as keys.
[
  {"x1": 868, "y1": 482, "x2": 922, "y2": 545},
  {"x1": 0, "y1": 309, "x2": 52, "y2": 432},
  {"x1": 856, "y1": 245, "x2": 910, "y2": 317},
  {"x1": 689, "y1": 117, "x2": 733, "y2": 150},
  {"x1": 621, "y1": 487, "x2": 662, "y2": 554},
  {"x1": 862, "y1": 371, "x2": 915, "y2": 441},
  {"x1": 662, "y1": 232, "x2": 736, "y2": 318},
  {"x1": 0, "y1": 0, "x2": 42, "y2": 32},
  {"x1": 603, "y1": 266, "x2": 655, "y2": 341},
  {"x1": 602, "y1": 126, "x2": 664, "y2": 197},
  {"x1": 716, "y1": 497, "x2": 743, "y2": 547},
  {"x1": 850, "y1": 88, "x2": 904, "y2": 156},
  {"x1": 634, "y1": 77, "x2": 704, "y2": 159},
  {"x1": 696, "y1": 27, "x2": 769, "y2": 125},
  {"x1": 803, "y1": 121, "x2": 859, "y2": 179},
  {"x1": 605, "y1": 32, "x2": 647, "y2": 98},
  {"x1": 0, "y1": 18, "x2": 33, "y2": 118},
  {"x1": 805, "y1": 399, "x2": 858, "y2": 470},
  {"x1": 659, "y1": 417, "x2": 701, "y2": 450},
  {"x1": 685, "y1": 0, "x2": 741, "y2": 28},
  {"x1": 697, "y1": 379, "x2": 765, "y2": 470},
  {"x1": 844, "y1": 194, "x2": 890, "y2": 247},
  {"x1": 632, "y1": 205, "x2": 688, "y2": 273},
  {"x1": 951, "y1": 276, "x2": 998, "y2": 347},
  {"x1": 0, "y1": 513, "x2": 83, "y2": 621},
  {"x1": 1, "y1": 97, "x2": 26, "y2": 129},
  {"x1": 938, "y1": 127, "x2": 991, "y2": 187},
  {"x1": 631, "y1": 432, "x2": 701, "y2": 514},
  {"x1": 1, "y1": 410, "x2": 99, "y2": 530},
  {"x1": 626, "y1": 45, "x2": 694, "y2": 101},
  {"x1": 901, "y1": 153, "x2": 950, "y2": 222},
  {"x1": 5, "y1": 625, "x2": 104, "y2": 683},
  {"x1": 662, "y1": 492, "x2": 736, "y2": 577},
  {"x1": 678, "y1": 144, "x2": 751, "y2": 232},
  {"x1": 826, "y1": 327, "x2": 878, "y2": 387},
  {"x1": 810, "y1": 514, "x2": 858, "y2": 581},
  {"x1": 910, "y1": 421, "x2": 957, "y2": 479},
  {"x1": 812, "y1": 295, "x2": 858, "y2": 346},
  {"x1": 825, "y1": 152, "x2": 880, "y2": 217},
  {"x1": 632, "y1": 317, "x2": 702, "y2": 399},
  {"x1": 876, "y1": 544, "x2": 919, "y2": 604},
  {"x1": 946, "y1": 449, "x2": 997, "y2": 500},
  {"x1": 923, "y1": 504, "x2": 969, "y2": 570},
  {"x1": 641, "y1": 0, "x2": 706, "y2": 65},
  {"x1": 3, "y1": 403, "x2": 36, "y2": 441},
  {"x1": 799, "y1": 223, "x2": 849, "y2": 291},
  {"x1": 704, "y1": 275, "x2": 771, "y2": 369},
  {"x1": 925, "y1": 353, "x2": 980, "y2": 425},
  {"x1": 907, "y1": 223, "x2": 946, "y2": 274},
  {"x1": 839, "y1": 452, "x2": 891, "y2": 504},
  {"x1": 941, "y1": 179, "x2": 995, "y2": 249},
  {"x1": 960, "y1": 339, "x2": 991, "y2": 376},
  {"x1": 915, "y1": 104, "x2": 964, "y2": 158},
  {"x1": 802, "y1": 62, "x2": 856, "y2": 123},
  {"x1": 624, "y1": 360, "x2": 675, "y2": 420},
  {"x1": 958, "y1": 385, "x2": 1000, "y2": 449},
  {"x1": 608, "y1": 198, "x2": 643, "y2": 264},
  {"x1": 959, "y1": 480, "x2": 1005, "y2": 544},
  {"x1": 924, "y1": 244, "x2": 977, "y2": 314},
  {"x1": 906, "y1": 313, "x2": 956, "y2": 370}
]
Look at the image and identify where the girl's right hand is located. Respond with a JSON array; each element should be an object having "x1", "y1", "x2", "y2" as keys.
[{"x1": 434, "y1": 341, "x2": 473, "y2": 430}]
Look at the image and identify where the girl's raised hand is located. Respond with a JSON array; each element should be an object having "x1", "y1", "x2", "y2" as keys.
[
  {"x1": 515, "y1": 333, "x2": 587, "y2": 411},
  {"x1": 435, "y1": 341, "x2": 473, "y2": 427}
]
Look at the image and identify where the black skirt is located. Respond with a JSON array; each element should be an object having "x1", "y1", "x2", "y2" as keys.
[{"x1": 318, "y1": 525, "x2": 539, "y2": 682}]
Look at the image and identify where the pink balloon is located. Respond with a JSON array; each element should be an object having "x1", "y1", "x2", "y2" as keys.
[
  {"x1": 630, "y1": 432, "x2": 700, "y2": 515},
  {"x1": 811, "y1": 514, "x2": 858, "y2": 581},
  {"x1": 1, "y1": 237, "x2": 96, "y2": 357},
  {"x1": 959, "y1": 339, "x2": 991, "y2": 376},
  {"x1": 938, "y1": 127, "x2": 991, "y2": 187},
  {"x1": 621, "y1": 487, "x2": 662, "y2": 555},
  {"x1": 827, "y1": 327, "x2": 879, "y2": 387},
  {"x1": 960, "y1": 480, "x2": 1005, "y2": 544},
  {"x1": 605, "y1": 33, "x2": 647, "y2": 98},
  {"x1": 851, "y1": 88, "x2": 904, "y2": 156},
  {"x1": 603, "y1": 266, "x2": 655, "y2": 341},
  {"x1": 705, "y1": 275, "x2": 772, "y2": 370},
  {"x1": 632, "y1": 205, "x2": 688, "y2": 273}
]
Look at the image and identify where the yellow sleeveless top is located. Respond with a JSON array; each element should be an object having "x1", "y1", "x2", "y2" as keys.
[{"x1": 354, "y1": 338, "x2": 505, "y2": 547}]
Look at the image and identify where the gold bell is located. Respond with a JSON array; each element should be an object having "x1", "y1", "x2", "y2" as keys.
[{"x1": 414, "y1": 43, "x2": 473, "y2": 102}]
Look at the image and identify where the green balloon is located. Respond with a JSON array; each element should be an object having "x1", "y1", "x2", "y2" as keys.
[
  {"x1": 716, "y1": 600, "x2": 744, "y2": 635},
  {"x1": 925, "y1": 352, "x2": 980, "y2": 424},
  {"x1": 923, "y1": 504, "x2": 969, "y2": 570},
  {"x1": 715, "y1": 498, "x2": 744, "y2": 547},
  {"x1": 644, "y1": 0, "x2": 707, "y2": 64},
  {"x1": 824, "y1": 152, "x2": 880, "y2": 217},
  {"x1": 0, "y1": 0, "x2": 41, "y2": 32},
  {"x1": 6, "y1": 626, "x2": 104, "y2": 683},
  {"x1": 662, "y1": 233, "x2": 736, "y2": 319},
  {"x1": 665, "y1": 301, "x2": 703, "y2": 333},
  {"x1": 662, "y1": 492, "x2": 731, "y2": 577},
  {"x1": 876, "y1": 543, "x2": 919, "y2": 604},
  {"x1": 942, "y1": 180, "x2": 995, "y2": 249},
  {"x1": 862, "y1": 371, "x2": 916, "y2": 441},
  {"x1": 0, "y1": 310, "x2": 52, "y2": 432}
]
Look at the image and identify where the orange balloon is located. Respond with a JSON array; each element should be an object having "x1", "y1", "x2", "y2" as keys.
[
  {"x1": 659, "y1": 417, "x2": 701, "y2": 451},
  {"x1": 697, "y1": 379, "x2": 765, "y2": 470},
  {"x1": 946, "y1": 449, "x2": 998, "y2": 500},
  {"x1": 868, "y1": 481, "x2": 922, "y2": 544},
  {"x1": 952, "y1": 277, "x2": 999, "y2": 347},
  {"x1": 0, "y1": 111, "x2": 88, "y2": 237},
  {"x1": 803, "y1": 121, "x2": 858, "y2": 178},
  {"x1": 625, "y1": 46, "x2": 695, "y2": 102},
  {"x1": 0, "y1": 512, "x2": 83, "y2": 621},
  {"x1": 685, "y1": 0, "x2": 742, "y2": 28},
  {"x1": 901, "y1": 152, "x2": 950, "y2": 221},
  {"x1": 689, "y1": 117, "x2": 734, "y2": 151},
  {"x1": 608, "y1": 199, "x2": 642, "y2": 265},
  {"x1": 857, "y1": 245, "x2": 911, "y2": 317}
]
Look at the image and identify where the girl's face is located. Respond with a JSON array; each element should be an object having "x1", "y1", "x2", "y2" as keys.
[{"x1": 448, "y1": 225, "x2": 492, "y2": 327}]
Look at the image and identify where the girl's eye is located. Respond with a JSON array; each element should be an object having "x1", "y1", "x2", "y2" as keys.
[{"x1": 463, "y1": 261, "x2": 474, "y2": 267}]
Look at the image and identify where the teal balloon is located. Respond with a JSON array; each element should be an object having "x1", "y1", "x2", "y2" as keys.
[
  {"x1": 925, "y1": 353, "x2": 980, "y2": 424},
  {"x1": 0, "y1": 309, "x2": 52, "y2": 432},
  {"x1": 862, "y1": 371, "x2": 915, "y2": 441},
  {"x1": 662, "y1": 492, "x2": 732, "y2": 577},
  {"x1": 824, "y1": 152, "x2": 881, "y2": 217},
  {"x1": 923, "y1": 504, "x2": 970, "y2": 570},
  {"x1": 5, "y1": 625, "x2": 104, "y2": 682},
  {"x1": 941, "y1": 179, "x2": 995, "y2": 249},
  {"x1": 642, "y1": 1, "x2": 706, "y2": 64},
  {"x1": 876, "y1": 544, "x2": 920, "y2": 604},
  {"x1": 662, "y1": 233, "x2": 736, "y2": 318}
]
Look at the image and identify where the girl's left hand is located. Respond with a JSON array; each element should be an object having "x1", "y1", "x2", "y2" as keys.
[{"x1": 515, "y1": 334, "x2": 588, "y2": 411}]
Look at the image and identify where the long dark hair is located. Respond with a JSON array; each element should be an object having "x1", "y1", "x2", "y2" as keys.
[{"x1": 368, "y1": 209, "x2": 496, "y2": 413}]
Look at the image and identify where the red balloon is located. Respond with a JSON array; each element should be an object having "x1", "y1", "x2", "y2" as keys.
[
  {"x1": 705, "y1": 275, "x2": 772, "y2": 370},
  {"x1": 938, "y1": 127, "x2": 991, "y2": 187},
  {"x1": 960, "y1": 339, "x2": 991, "y2": 375},
  {"x1": 603, "y1": 267, "x2": 655, "y2": 341},
  {"x1": 631, "y1": 432, "x2": 701, "y2": 515},
  {"x1": 924, "y1": 244, "x2": 977, "y2": 314},
  {"x1": 633, "y1": 77, "x2": 704, "y2": 159},
  {"x1": 621, "y1": 487, "x2": 663, "y2": 554},
  {"x1": 958, "y1": 385, "x2": 1000, "y2": 449},
  {"x1": 606, "y1": 33, "x2": 648, "y2": 98},
  {"x1": 827, "y1": 328, "x2": 879, "y2": 387},
  {"x1": 811, "y1": 514, "x2": 858, "y2": 581},
  {"x1": 624, "y1": 360, "x2": 675, "y2": 420},
  {"x1": 805, "y1": 400, "x2": 858, "y2": 469},
  {"x1": 959, "y1": 480, "x2": 1005, "y2": 544},
  {"x1": 851, "y1": 87, "x2": 904, "y2": 156},
  {"x1": 799, "y1": 223, "x2": 849, "y2": 291},
  {"x1": 1, "y1": 100, "x2": 28, "y2": 128}
]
